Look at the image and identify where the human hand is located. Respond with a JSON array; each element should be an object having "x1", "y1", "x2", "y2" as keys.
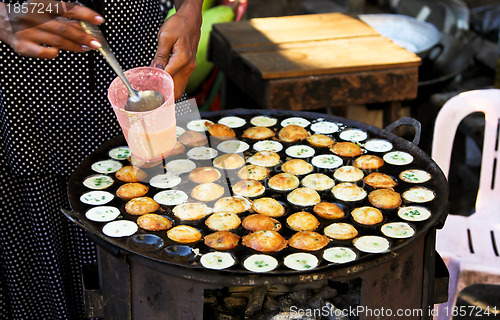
[
  {"x1": 0, "y1": 0, "x2": 104, "y2": 59},
  {"x1": 151, "y1": 1, "x2": 202, "y2": 100}
]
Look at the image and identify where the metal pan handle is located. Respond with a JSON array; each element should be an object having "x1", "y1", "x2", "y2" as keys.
[
  {"x1": 384, "y1": 117, "x2": 421, "y2": 145},
  {"x1": 61, "y1": 208, "x2": 90, "y2": 231}
]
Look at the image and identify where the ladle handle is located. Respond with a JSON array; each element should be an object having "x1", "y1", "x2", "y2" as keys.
[{"x1": 79, "y1": 21, "x2": 138, "y2": 99}]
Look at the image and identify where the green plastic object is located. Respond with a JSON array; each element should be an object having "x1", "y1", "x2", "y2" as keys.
[
  {"x1": 166, "y1": 7, "x2": 176, "y2": 19},
  {"x1": 202, "y1": 0, "x2": 217, "y2": 11},
  {"x1": 188, "y1": 6, "x2": 234, "y2": 93}
]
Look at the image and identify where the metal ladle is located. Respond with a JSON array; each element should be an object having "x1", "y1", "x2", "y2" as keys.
[{"x1": 79, "y1": 21, "x2": 165, "y2": 112}]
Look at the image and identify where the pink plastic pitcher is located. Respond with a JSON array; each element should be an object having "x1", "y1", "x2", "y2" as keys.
[{"x1": 108, "y1": 67, "x2": 176, "y2": 162}]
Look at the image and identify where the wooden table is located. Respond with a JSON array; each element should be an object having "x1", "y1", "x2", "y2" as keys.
[{"x1": 208, "y1": 13, "x2": 421, "y2": 126}]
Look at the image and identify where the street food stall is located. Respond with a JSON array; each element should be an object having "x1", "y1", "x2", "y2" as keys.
[{"x1": 60, "y1": 9, "x2": 467, "y2": 320}]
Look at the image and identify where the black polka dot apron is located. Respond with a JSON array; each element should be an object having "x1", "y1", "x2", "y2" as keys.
[{"x1": 0, "y1": 1, "x2": 165, "y2": 319}]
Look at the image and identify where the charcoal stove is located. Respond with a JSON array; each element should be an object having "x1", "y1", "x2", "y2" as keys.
[{"x1": 65, "y1": 109, "x2": 450, "y2": 320}]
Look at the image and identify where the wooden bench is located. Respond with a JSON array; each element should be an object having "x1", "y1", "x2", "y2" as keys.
[{"x1": 208, "y1": 12, "x2": 421, "y2": 126}]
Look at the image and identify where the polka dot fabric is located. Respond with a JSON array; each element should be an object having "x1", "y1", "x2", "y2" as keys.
[{"x1": 0, "y1": 1, "x2": 165, "y2": 319}]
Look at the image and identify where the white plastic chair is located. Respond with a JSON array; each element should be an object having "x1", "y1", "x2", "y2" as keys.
[{"x1": 432, "y1": 89, "x2": 500, "y2": 320}]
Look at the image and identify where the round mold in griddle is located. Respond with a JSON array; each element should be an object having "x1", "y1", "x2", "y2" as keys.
[
  {"x1": 153, "y1": 190, "x2": 189, "y2": 207},
  {"x1": 286, "y1": 187, "x2": 322, "y2": 210},
  {"x1": 280, "y1": 117, "x2": 311, "y2": 128},
  {"x1": 283, "y1": 252, "x2": 320, "y2": 271},
  {"x1": 108, "y1": 146, "x2": 132, "y2": 161},
  {"x1": 176, "y1": 126, "x2": 186, "y2": 137},
  {"x1": 247, "y1": 150, "x2": 282, "y2": 168},
  {"x1": 313, "y1": 201, "x2": 348, "y2": 221},
  {"x1": 218, "y1": 116, "x2": 247, "y2": 129},
  {"x1": 383, "y1": 151, "x2": 414, "y2": 166},
  {"x1": 83, "y1": 174, "x2": 115, "y2": 190},
  {"x1": 306, "y1": 134, "x2": 336, "y2": 150},
  {"x1": 149, "y1": 173, "x2": 182, "y2": 189},
  {"x1": 310, "y1": 121, "x2": 339, "y2": 134},
  {"x1": 398, "y1": 206, "x2": 432, "y2": 222},
  {"x1": 231, "y1": 179, "x2": 267, "y2": 199},
  {"x1": 381, "y1": 222, "x2": 416, "y2": 239},
  {"x1": 338, "y1": 128, "x2": 368, "y2": 143},
  {"x1": 162, "y1": 245, "x2": 197, "y2": 263},
  {"x1": 85, "y1": 206, "x2": 121, "y2": 222},
  {"x1": 285, "y1": 211, "x2": 321, "y2": 232},
  {"x1": 322, "y1": 247, "x2": 358, "y2": 264},
  {"x1": 253, "y1": 140, "x2": 284, "y2": 153},
  {"x1": 332, "y1": 166, "x2": 365, "y2": 184},
  {"x1": 80, "y1": 190, "x2": 115, "y2": 206},
  {"x1": 285, "y1": 145, "x2": 316, "y2": 160},
  {"x1": 91, "y1": 159, "x2": 123, "y2": 174},
  {"x1": 188, "y1": 167, "x2": 223, "y2": 184},
  {"x1": 186, "y1": 119, "x2": 213, "y2": 132},
  {"x1": 364, "y1": 139, "x2": 393, "y2": 153},
  {"x1": 301, "y1": 173, "x2": 335, "y2": 191},
  {"x1": 200, "y1": 251, "x2": 237, "y2": 270},
  {"x1": 350, "y1": 209, "x2": 388, "y2": 234},
  {"x1": 267, "y1": 172, "x2": 301, "y2": 194},
  {"x1": 399, "y1": 169, "x2": 432, "y2": 184},
  {"x1": 102, "y1": 220, "x2": 138, "y2": 238},
  {"x1": 242, "y1": 254, "x2": 279, "y2": 273},
  {"x1": 216, "y1": 140, "x2": 250, "y2": 154},
  {"x1": 311, "y1": 154, "x2": 343, "y2": 172},
  {"x1": 129, "y1": 234, "x2": 165, "y2": 251},
  {"x1": 165, "y1": 159, "x2": 196, "y2": 176},
  {"x1": 323, "y1": 221, "x2": 359, "y2": 241},
  {"x1": 281, "y1": 159, "x2": 314, "y2": 179},
  {"x1": 353, "y1": 235, "x2": 391, "y2": 254},
  {"x1": 186, "y1": 147, "x2": 219, "y2": 165},
  {"x1": 250, "y1": 115, "x2": 278, "y2": 127},
  {"x1": 363, "y1": 172, "x2": 398, "y2": 190},
  {"x1": 402, "y1": 187, "x2": 436, "y2": 204},
  {"x1": 330, "y1": 183, "x2": 368, "y2": 204}
]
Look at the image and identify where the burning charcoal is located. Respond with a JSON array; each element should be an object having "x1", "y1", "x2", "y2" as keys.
[
  {"x1": 342, "y1": 291, "x2": 360, "y2": 307},
  {"x1": 324, "y1": 302, "x2": 349, "y2": 320},
  {"x1": 264, "y1": 296, "x2": 280, "y2": 313},
  {"x1": 307, "y1": 296, "x2": 324, "y2": 310},
  {"x1": 288, "y1": 290, "x2": 312, "y2": 305},
  {"x1": 332, "y1": 294, "x2": 360, "y2": 311},
  {"x1": 245, "y1": 286, "x2": 268, "y2": 317},
  {"x1": 316, "y1": 286, "x2": 338, "y2": 301},
  {"x1": 278, "y1": 296, "x2": 295, "y2": 312},
  {"x1": 308, "y1": 286, "x2": 337, "y2": 310},
  {"x1": 224, "y1": 296, "x2": 247, "y2": 311},
  {"x1": 332, "y1": 296, "x2": 347, "y2": 309}
]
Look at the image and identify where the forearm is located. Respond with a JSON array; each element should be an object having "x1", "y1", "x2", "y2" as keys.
[
  {"x1": 153, "y1": 0, "x2": 203, "y2": 99},
  {"x1": 173, "y1": 0, "x2": 203, "y2": 33}
]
